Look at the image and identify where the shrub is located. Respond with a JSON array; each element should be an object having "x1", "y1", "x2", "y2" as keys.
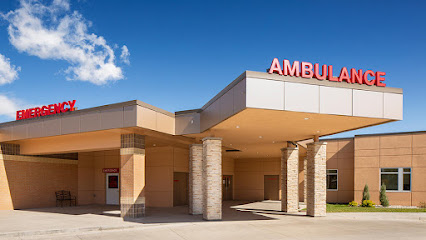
[
  {"x1": 361, "y1": 200, "x2": 375, "y2": 208},
  {"x1": 362, "y1": 184, "x2": 370, "y2": 202},
  {"x1": 348, "y1": 201, "x2": 358, "y2": 207},
  {"x1": 420, "y1": 202, "x2": 426, "y2": 209},
  {"x1": 380, "y1": 184, "x2": 389, "y2": 207}
]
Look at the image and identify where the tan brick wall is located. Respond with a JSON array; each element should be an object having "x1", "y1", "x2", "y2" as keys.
[
  {"x1": 120, "y1": 150, "x2": 145, "y2": 218},
  {"x1": 354, "y1": 132, "x2": 426, "y2": 206},
  {"x1": 325, "y1": 139, "x2": 354, "y2": 204},
  {"x1": 119, "y1": 133, "x2": 146, "y2": 218},
  {"x1": 0, "y1": 154, "x2": 77, "y2": 210}
]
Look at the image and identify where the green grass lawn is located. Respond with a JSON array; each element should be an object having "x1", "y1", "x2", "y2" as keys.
[{"x1": 326, "y1": 204, "x2": 426, "y2": 212}]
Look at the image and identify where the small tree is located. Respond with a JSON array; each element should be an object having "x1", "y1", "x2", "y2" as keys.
[
  {"x1": 362, "y1": 184, "x2": 370, "y2": 202},
  {"x1": 380, "y1": 184, "x2": 389, "y2": 207}
]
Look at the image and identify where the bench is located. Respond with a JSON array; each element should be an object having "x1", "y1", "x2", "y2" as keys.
[{"x1": 55, "y1": 190, "x2": 76, "y2": 207}]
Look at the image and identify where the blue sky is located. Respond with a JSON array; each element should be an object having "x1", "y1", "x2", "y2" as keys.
[{"x1": 0, "y1": 0, "x2": 424, "y2": 138}]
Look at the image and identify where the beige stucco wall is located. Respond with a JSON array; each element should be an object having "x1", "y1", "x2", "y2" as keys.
[
  {"x1": 0, "y1": 154, "x2": 77, "y2": 210},
  {"x1": 234, "y1": 157, "x2": 281, "y2": 200},
  {"x1": 145, "y1": 146, "x2": 190, "y2": 207}
]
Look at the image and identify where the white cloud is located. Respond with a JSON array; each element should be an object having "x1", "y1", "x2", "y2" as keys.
[
  {"x1": 0, "y1": 54, "x2": 20, "y2": 85},
  {"x1": 3, "y1": 0, "x2": 129, "y2": 85},
  {"x1": 0, "y1": 95, "x2": 21, "y2": 119},
  {"x1": 120, "y1": 45, "x2": 130, "y2": 65}
]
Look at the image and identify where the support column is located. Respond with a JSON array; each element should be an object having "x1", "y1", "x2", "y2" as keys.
[
  {"x1": 202, "y1": 137, "x2": 222, "y2": 220},
  {"x1": 189, "y1": 144, "x2": 203, "y2": 215},
  {"x1": 304, "y1": 157, "x2": 307, "y2": 204},
  {"x1": 306, "y1": 142, "x2": 327, "y2": 217},
  {"x1": 281, "y1": 146, "x2": 299, "y2": 213},
  {"x1": 120, "y1": 134, "x2": 146, "y2": 219}
]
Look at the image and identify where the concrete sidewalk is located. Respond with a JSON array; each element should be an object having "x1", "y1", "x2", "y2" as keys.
[
  {"x1": 0, "y1": 201, "x2": 281, "y2": 238},
  {"x1": 0, "y1": 201, "x2": 425, "y2": 239}
]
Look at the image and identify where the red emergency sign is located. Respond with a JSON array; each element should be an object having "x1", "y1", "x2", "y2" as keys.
[{"x1": 16, "y1": 100, "x2": 77, "y2": 120}]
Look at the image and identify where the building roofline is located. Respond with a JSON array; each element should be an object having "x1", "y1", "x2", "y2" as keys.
[
  {"x1": 0, "y1": 70, "x2": 404, "y2": 125},
  {"x1": 320, "y1": 130, "x2": 426, "y2": 141},
  {"x1": 320, "y1": 137, "x2": 355, "y2": 141},
  {"x1": 354, "y1": 130, "x2": 426, "y2": 138},
  {"x1": 175, "y1": 109, "x2": 203, "y2": 115},
  {"x1": 0, "y1": 99, "x2": 175, "y2": 127}
]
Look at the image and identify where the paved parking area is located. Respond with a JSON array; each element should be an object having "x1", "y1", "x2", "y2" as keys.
[{"x1": 1, "y1": 201, "x2": 425, "y2": 240}]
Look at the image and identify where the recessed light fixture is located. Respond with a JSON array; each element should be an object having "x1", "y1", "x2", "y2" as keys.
[
  {"x1": 153, "y1": 144, "x2": 156, "y2": 147},
  {"x1": 316, "y1": 130, "x2": 320, "y2": 133},
  {"x1": 259, "y1": 136, "x2": 263, "y2": 139},
  {"x1": 236, "y1": 125, "x2": 240, "y2": 129},
  {"x1": 272, "y1": 141, "x2": 275, "y2": 143},
  {"x1": 304, "y1": 117, "x2": 309, "y2": 120},
  {"x1": 229, "y1": 143, "x2": 232, "y2": 146}
]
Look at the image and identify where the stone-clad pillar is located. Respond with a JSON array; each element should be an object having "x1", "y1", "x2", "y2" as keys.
[
  {"x1": 120, "y1": 134, "x2": 146, "y2": 219},
  {"x1": 304, "y1": 157, "x2": 307, "y2": 204},
  {"x1": 202, "y1": 137, "x2": 222, "y2": 220},
  {"x1": 306, "y1": 142, "x2": 327, "y2": 217},
  {"x1": 189, "y1": 144, "x2": 203, "y2": 215},
  {"x1": 281, "y1": 146, "x2": 299, "y2": 213}
]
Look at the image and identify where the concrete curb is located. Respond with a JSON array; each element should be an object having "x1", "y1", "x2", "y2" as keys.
[
  {"x1": 0, "y1": 224, "x2": 151, "y2": 239},
  {"x1": 0, "y1": 221, "x2": 204, "y2": 239}
]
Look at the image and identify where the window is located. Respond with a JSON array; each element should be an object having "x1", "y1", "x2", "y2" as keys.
[
  {"x1": 380, "y1": 168, "x2": 411, "y2": 192},
  {"x1": 326, "y1": 169, "x2": 338, "y2": 190}
]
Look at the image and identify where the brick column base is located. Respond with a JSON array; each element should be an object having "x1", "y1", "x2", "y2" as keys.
[
  {"x1": 120, "y1": 134, "x2": 146, "y2": 219},
  {"x1": 306, "y1": 142, "x2": 327, "y2": 217},
  {"x1": 202, "y1": 137, "x2": 222, "y2": 220},
  {"x1": 281, "y1": 147, "x2": 299, "y2": 213}
]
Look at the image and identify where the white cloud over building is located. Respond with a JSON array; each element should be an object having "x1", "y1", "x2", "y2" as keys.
[{"x1": 3, "y1": 0, "x2": 129, "y2": 85}]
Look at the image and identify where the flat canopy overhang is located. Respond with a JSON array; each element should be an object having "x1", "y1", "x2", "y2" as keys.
[
  {"x1": 176, "y1": 71, "x2": 403, "y2": 158},
  {"x1": 184, "y1": 108, "x2": 394, "y2": 158}
]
